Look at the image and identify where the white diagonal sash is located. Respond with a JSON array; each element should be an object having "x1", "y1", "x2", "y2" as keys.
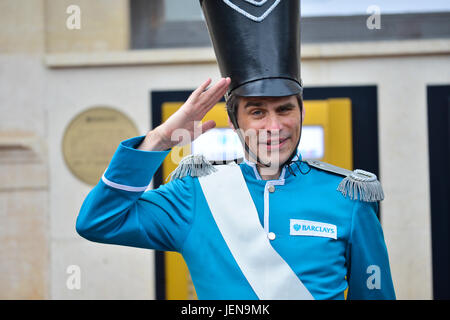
[{"x1": 198, "y1": 162, "x2": 314, "y2": 300}]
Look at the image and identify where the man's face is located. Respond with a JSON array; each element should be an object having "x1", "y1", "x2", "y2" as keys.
[{"x1": 231, "y1": 95, "x2": 303, "y2": 168}]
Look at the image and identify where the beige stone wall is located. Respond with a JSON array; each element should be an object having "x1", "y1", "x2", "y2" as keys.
[
  {"x1": 1, "y1": 0, "x2": 449, "y2": 300},
  {"x1": 0, "y1": 0, "x2": 45, "y2": 54},
  {"x1": 0, "y1": 0, "x2": 129, "y2": 54},
  {"x1": 0, "y1": 132, "x2": 49, "y2": 299},
  {"x1": 44, "y1": 0, "x2": 129, "y2": 53},
  {"x1": 0, "y1": 0, "x2": 49, "y2": 299},
  {"x1": 0, "y1": 0, "x2": 146, "y2": 300}
]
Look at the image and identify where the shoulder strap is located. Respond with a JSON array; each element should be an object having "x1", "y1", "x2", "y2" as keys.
[
  {"x1": 167, "y1": 154, "x2": 243, "y2": 181},
  {"x1": 306, "y1": 159, "x2": 353, "y2": 177},
  {"x1": 306, "y1": 160, "x2": 384, "y2": 202}
]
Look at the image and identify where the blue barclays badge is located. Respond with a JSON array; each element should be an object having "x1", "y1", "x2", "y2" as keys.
[
  {"x1": 290, "y1": 219, "x2": 337, "y2": 240},
  {"x1": 223, "y1": 0, "x2": 281, "y2": 22}
]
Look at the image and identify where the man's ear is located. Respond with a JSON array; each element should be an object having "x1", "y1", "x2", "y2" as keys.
[
  {"x1": 228, "y1": 116, "x2": 236, "y2": 130},
  {"x1": 301, "y1": 102, "x2": 305, "y2": 124}
]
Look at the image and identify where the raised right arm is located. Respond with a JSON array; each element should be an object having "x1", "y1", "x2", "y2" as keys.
[
  {"x1": 75, "y1": 78, "x2": 230, "y2": 252},
  {"x1": 75, "y1": 135, "x2": 196, "y2": 252}
]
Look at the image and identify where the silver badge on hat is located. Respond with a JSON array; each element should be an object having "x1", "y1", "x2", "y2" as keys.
[{"x1": 223, "y1": 0, "x2": 281, "y2": 22}]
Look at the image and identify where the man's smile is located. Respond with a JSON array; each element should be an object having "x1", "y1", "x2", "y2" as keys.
[{"x1": 260, "y1": 136, "x2": 290, "y2": 150}]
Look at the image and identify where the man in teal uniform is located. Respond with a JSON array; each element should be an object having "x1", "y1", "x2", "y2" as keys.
[{"x1": 76, "y1": 0, "x2": 395, "y2": 299}]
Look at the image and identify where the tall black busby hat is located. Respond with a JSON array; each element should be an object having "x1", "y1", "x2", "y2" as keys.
[{"x1": 199, "y1": 0, "x2": 302, "y2": 98}]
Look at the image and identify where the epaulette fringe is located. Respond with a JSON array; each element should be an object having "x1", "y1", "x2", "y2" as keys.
[
  {"x1": 306, "y1": 160, "x2": 384, "y2": 202},
  {"x1": 167, "y1": 154, "x2": 218, "y2": 181}
]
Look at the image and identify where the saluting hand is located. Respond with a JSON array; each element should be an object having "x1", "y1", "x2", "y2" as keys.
[{"x1": 138, "y1": 77, "x2": 231, "y2": 151}]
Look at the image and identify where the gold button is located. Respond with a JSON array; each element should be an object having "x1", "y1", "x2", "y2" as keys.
[{"x1": 268, "y1": 185, "x2": 275, "y2": 193}]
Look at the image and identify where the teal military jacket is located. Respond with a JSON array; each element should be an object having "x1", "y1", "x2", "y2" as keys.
[{"x1": 76, "y1": 136, "x2": 396, "y2": 300}]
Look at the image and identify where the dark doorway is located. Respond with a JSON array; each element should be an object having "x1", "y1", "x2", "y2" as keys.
[{"x1": 427, "y1": 85, "x2": 450, "y2": 300}]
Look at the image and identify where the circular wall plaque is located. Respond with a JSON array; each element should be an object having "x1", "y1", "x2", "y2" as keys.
[{"x1": 62, "y1": 107, "x2": 140, "y2": 185}]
